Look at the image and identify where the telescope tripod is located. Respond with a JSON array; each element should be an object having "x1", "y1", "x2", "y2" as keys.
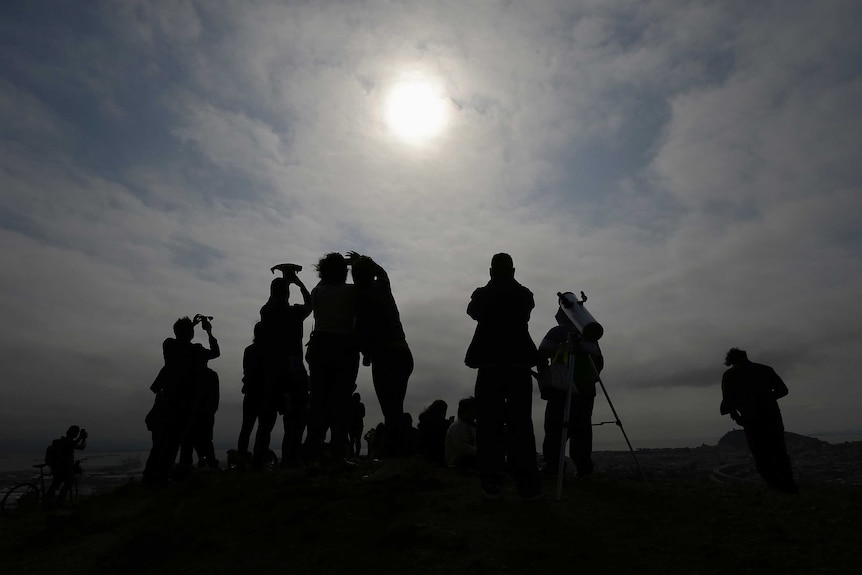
[{"x1": 554, "y1": 332, "x2": 650, "y2": 500}]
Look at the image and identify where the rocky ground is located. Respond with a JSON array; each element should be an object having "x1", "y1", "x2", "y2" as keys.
[{"x1": 592, "y1": 432, "x2": 862, "y2": 487}]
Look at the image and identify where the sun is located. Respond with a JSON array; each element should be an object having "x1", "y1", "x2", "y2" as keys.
[{"x1": 384, "y1": 78, "x2": 448, "y2": 143}]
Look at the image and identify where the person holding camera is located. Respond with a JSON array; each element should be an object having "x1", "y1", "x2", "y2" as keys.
[
  {"x1": 349, "y1": 252, "x2": 414, "y2": 461},
  {"x1": 465, "y1": 253, "x2": 541, "y2": 500},
  {"x1": 45, "y1": 425, "x2": 87, "y2": 507},
  {"x1": 255, "y1": 264, "x2": 312, "y2": 468},
  {"x1": 144, "y1": 315, "x2": 220, "y2": 486},
  {"x1": 304, "y1": 253, "x2": 359, "y2": 467}
]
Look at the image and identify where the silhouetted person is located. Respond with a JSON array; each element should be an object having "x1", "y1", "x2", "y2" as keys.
[
  {"x1": 304, "y1": 253, "x2": 359, "y2": 466},
  {"x1": 368, "y1": 422, "x2": 386, "y2": 460},
  {"x1": 466, "y1": 253, "x2": 541, "y2": 500},
  {"x1": 364, "y1": 425, "x2": 378, "y2": 460},
  {"x1": 255, "y1": 266, "x2": 312, "y2": 468},
  {"x1": 418, "y1": 399, "x2": 451, "y2": 466},
  {"x1": 144, "y1": 316, "x2": 219, "y2": 486},
  {"x1": 538, "y1": 308, "x2": 603, "y2": 478},
  {"x1": 720, "y1": 348, "x2": 798, "y2": 494},
  {"x1": 445, "y1": 397, "x2": 477, "y2": 471},
  {"x1": 45, "y1": 425, "x2": 87, "y2": 507},
  {"x1": 349, "y1": 252, "x2": 414, "y2": 459},
  {"x1": 399, "y1": 412, "x2": 419, "y2": 458},
  {"x1": 180, "y1": 363, "x2": 220, "y2": 469},
  {"x1": 348, "y1": 392, "x2": 366, "y2": 458},
  {"x1": 237, "y1": 322, "x2": 265, "y2": 460}
]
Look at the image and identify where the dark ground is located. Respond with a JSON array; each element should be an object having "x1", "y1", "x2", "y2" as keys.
[{"x1": 2, "y1": 441, "x2": 861, "y2": 575}]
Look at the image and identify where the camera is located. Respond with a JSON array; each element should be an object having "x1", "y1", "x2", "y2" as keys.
[{"x1": 192, "y1": 314, "x2": 214, "y2": 326}]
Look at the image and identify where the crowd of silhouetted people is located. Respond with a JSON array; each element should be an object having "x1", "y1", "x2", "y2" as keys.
[
  {"x1": 137, "y1": 252, "x2": 798, "y2": 498},
  {"x1": 143, "y1": 252, "x2": 478, "y2": 489}
]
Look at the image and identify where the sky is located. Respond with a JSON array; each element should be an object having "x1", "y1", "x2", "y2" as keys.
[{"x1": 1, "y1": 0, "x2": 861, "y2": 454}]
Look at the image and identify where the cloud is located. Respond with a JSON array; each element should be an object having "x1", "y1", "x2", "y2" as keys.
[{"x1": 1, "y1": 1, "x2": 861, "y2": 454}]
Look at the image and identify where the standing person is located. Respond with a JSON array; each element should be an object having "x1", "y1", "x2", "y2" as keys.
[
  {"x1": 537, "y1": 307, "x2": 603, "y2": 478},
  {"x1": 180, "y1": 362, "x2": 219, "y2": 469},
  {"x1": 720, "y1": 348, "x2": 798, "y2": 494},
  {"x1": 304, "y1": 253, "x2": 359, "y2": 467},
  {"x1": 255, "y1": 265, "x2": 312, "y2": 468},
  {"x1": 349, "y1": 252, "x2": 413, "y2": 460},
  {"x1": 237, "y1": 322, "x2": 265, "y2": 462},
  {"x1": 143, "y1": 316, "x2": 219, "y2": 486},
  {"x1": 348, "y1": 392, "x2": 366, "y2": 458},
  {"x1": 465, "y1": 253, "x2": 541, "y2": 500},
  {"x1": 45, "y1": 425, "x2": 87, "y2": 507}
]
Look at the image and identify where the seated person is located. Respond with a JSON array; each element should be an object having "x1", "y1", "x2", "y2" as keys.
[{"x1": 445, "y1": 397, "x2": 477, "y2": 471}]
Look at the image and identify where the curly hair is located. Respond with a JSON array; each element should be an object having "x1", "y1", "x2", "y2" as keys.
[{"x1": 315, "y1": 252, "x2": 348, "y2": 283}]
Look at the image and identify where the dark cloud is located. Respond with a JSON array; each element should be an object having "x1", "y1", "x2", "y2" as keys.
[{"x1": 1, "y1": 1, "x2": 861, "y2": 453}]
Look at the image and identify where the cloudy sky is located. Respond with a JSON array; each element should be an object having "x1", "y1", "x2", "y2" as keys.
[{"x1": 1, "y1": 0, "x2": 861, "y2": 455}]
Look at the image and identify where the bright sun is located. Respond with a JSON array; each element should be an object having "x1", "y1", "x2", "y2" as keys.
[{"x1": 384, "y1": 78, "x2": 448, "y2": 143}]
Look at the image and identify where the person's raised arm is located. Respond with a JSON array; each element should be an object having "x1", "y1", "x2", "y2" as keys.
[
  {"x1": 466, "y1": 289, "x2": 486, "y2": 321},
  {"x1": 293, "y1": 274, "x2": 312, "y2": 318},
  {"x1": 76, "y1": 429, "x2": 88, "y2": 450},
  {"x1": 201, "y1": 318, "x2": 220, "y2": 359}
]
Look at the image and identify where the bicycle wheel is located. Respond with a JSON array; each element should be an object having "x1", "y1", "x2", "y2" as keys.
[{"x1": 1, "y1": 483, "x2": 41, "y2": 517}]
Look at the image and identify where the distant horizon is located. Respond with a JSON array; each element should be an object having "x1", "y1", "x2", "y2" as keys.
[
  {"x1": 2, "y1": 2, "x2": 862, "y2": 468},
  {"x1": 2, "y1": 429, "x2": 860, "y2": 459}
]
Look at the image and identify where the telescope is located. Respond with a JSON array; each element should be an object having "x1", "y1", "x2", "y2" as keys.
[
  {"x1": 550, "y1": 290, "x2": 647, "y2": 500},
  {"x1": 556, "y1": 291, "x2": 603, "y2": 342}
]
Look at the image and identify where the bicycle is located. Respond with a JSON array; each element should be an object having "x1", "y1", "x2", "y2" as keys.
[{"x1": 1, "y1": 459, "x2": 85, "y2": 517}]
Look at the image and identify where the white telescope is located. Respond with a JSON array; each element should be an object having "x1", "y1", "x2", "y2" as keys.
[{"x1": 557, "y1": 291, "x2": 603, "y2": 342}]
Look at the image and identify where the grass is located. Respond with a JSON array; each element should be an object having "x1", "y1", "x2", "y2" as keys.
[{"x1": 1, "y1": 460, "x2": 860, "y2": 574}]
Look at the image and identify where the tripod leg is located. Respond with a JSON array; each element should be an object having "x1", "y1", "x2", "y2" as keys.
[
  {"x1": 555, "y1": 354, "x2": 577, "y2": 501},
  {"x1": 589, "y1": 356, "x2": 650, "y2": 489}
]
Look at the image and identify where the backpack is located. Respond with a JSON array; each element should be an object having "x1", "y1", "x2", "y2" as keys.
[{"x1": 44, "y1": 439, "x2": 61, "y2": 469}]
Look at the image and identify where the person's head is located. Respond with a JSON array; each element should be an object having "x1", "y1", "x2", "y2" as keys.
[
  {"x1": 350, "y1": 255, "x2": 376, "y2": 287},
  {"x1": 66, "y1": 425, "x2": 81, "y2": 439},
  {"x1": 315, "y1": 252, "x2": 349, "y2": 283},
  {"x1": 489, "y1": 252, "x2": 515, "y2": 280},
  {"x1": 173, "y1": 317, "x2": 194, "y2": 342},
  {"x1": 422, "y1": 399, "x2": 448, "y2": 420},
  {"x1": 270, "y1": 277, "x2": 288, "y2": 301},
  {"x1": 352, "y1": 392, "x2": 361, "y2": 402},
  {"x1": 457, "y1": 396, "x2": 476, "y2": 423},
  {"x1": 725, "y1": 347, "x2": 748, "y2": 366},
  {"x1": 253, "y1": 321, "x2": 263, "y2": 342}
]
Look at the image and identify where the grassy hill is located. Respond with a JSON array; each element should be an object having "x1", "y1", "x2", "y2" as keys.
[{"x1": 2, "y1": 459, "x2": 861, "y2": 574}]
